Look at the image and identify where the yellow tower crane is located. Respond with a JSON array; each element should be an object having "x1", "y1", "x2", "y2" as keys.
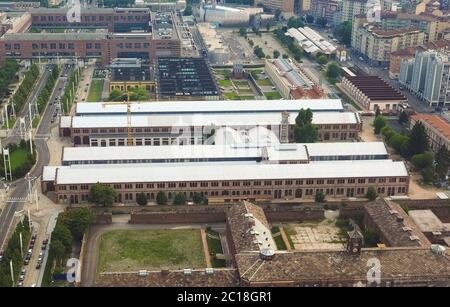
[{"x1": 102, "y1": 87, "x2": 134, "y2": 146}]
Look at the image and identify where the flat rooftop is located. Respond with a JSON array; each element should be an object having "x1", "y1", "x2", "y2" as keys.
[
  {"x1": 156, "y1": 57, "x2": 218, "y2": 97},
  {"x1": 409, "y1": 210, "x2": 450, "y2": 233},
  {"x1": 61, "y1": 142, "x2": 388, "y2": 164},
  {"x1": 65, "y1": 111, "x2": 360, "y2": 129},
  {"x1": 75, "y1": 99, "x2": 344, "y2": 115},
  {"x1": 1, "y1": 31, "x2": 108, "y2": 40},
  {"x1": 344, "y1": 76, "x2": 407, "y2": 101},
  {"x1": 51, "y1": 160, "x2": 408, "y2": 185}
]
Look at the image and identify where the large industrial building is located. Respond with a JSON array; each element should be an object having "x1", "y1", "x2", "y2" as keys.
[
  {"x1": 42, "y1": 158, "x2": 408, "y2": 204},
  {"x1": 74, "y1": 99, "x2": 345, "y2": 116},
  {"x1": 339, "y1": 76, "x2": 407, "y2": 111},
  {"x1": 156, "y1": 57, "x2": 219, "y2": 100},
  {"x1": 60, "y1": 142, "x2": 389, "y2": 165},
  {"x1": 0, "y1": 8, "x2": 181, "y2": 65},
  {"x1": 60, "y1": 111, "x2": 361, "y2": 146},
  {"x1": 63, "y1": 100, "x2": 360, "y2": 146}
]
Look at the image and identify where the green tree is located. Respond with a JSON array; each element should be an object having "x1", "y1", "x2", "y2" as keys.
[
  {"x1": 421, "y1": 167, "x2": 436, "y2": 184},
  {"x1": 326, "y1": 62, "x2": 341, "y2": 80},
  {"x1": 333, "y1": 21, "x2": 352, "y2": 45},
  {"x1": 373, "y1": 115, "x2": 387, "y2": 134},
  {"x1": 399, "y1": 110, "x2": 409, "y2": 125},
  {"x1": 315, "y1": 191, "x2": 326, "y2": 203},
  {"x1": 375, "y1": 106, "x2": 381, "y2": 117},
  {"x1": 88, "y1": 183, "x2": 117, "y2": 207},
  {"x1": 317, "y1": 55, "x2": 328, "y2": 65},
  {"x1": 305, "y1": 14, "x2": 314, "y2": 24},
  {"x1": 52, "y1": 223, "x2": 72, "y2": 254},
  {"x1": 274, "y1": 9, "x2": 282, "y2": 21},
  {"x1": 61, "y1": 208, "x2": 95, "y2": 241},
  {"x1": 412, "y1": 152, "x2": 435, "y2": 170},
  {"x1": 49, "y1": 240, "x2": 66, "y2": 264},
  {"x1": 192, "y1": 192, "x2": 207, "y2": 205},
  {"x1": 316, "y1": 17, "x2": 327, "y2": 27},
  {"x1": 366, "y1": 186, "x2": 378, "y2": 201},
  {"x1": 238, "y1": 28, "x2": 247, "y2": 37},
  {"x1": 363, "y1": 227, "x2": 380, "y2": 247},
  {"x1": 287, "y1": 17, "x2": 304, "y2": 29},
  {"x1": 253, "y1": 46, "x2": 265, "y2": 58},
  {"x1": 173, "y1": 193, "x2": 187, "y2": 205},
  {"x1": 282, "y1": 54, "x2": 289, "y2": 59},
  {"x1": 109, "y1": 88, "x2": 125, "y2": 101},
  {"x1": 273, "y1": 50, "x2": 280, "y2": 59},
  {"x1": 294, "y1": 108, "x2": 319, "y2": 143},
  {"x1": 156, "y1": 191, "x2": 167, "y2": 205},
  {"x1": 136, "y1": 192, "x2": 148, "y2": 206},
  {"x1": 408, "y1": 121, "x2": 429, "y2": 157},
  {"x1": 183, "y1": 5, "x2": 193, "y2": 16},
  {"x1": 435, "y1": 145, "x2": 450, "y2": 180}
]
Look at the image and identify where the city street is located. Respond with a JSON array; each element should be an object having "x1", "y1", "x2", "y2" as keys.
[{"x1": 0, "y1": 62, "x2": 74, "y2": 287}]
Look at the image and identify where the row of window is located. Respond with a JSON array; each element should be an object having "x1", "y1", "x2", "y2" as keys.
[
  {"x1": 33, "y1": 15, "x2": 147, "y2": 22},
  {"x1": 73, "y1": 127, "x2": 172, "y2": 134},
  {"x1": 115, "y1": 43, "x2": 150, "y2": 49},
  {"x1": 57, "y1": 177, "x2": 407, "y2": 191},
  {"x1": 58, "y1": 186, "x2": 409, "y2": 203}
]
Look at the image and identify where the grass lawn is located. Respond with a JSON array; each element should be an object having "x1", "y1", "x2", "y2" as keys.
[
  {"x1": 10, "y1": 148, "x2": 29, "y2": 171},
  {"x1": 205, "y1": 229, "x2": 226, "y2": 268},
  {"x1": 223, "y1": 92, "x2": 254, "y2": 100},
  {"x1": 214, "y1": 69, "x2": 231, "y2": 78},
  {"x1": 271, "y1": 227, "x2": 287, "y2": 250},
  {"x1": 234, "y1": 80, "x2": 250, "y2": 88},
  {"x1": 32, "y1": 115, "x2": 40, "y2": 128},
  {"x1": 218, "y1": 79, "x2": 232, "y2": 87},
  {"x1": 256, "y1": 79, "x2": 273, "y2": 86},
  {"x1": 264, "y1": 91, "x2": 282, "y2": 100},
  {"x1": 87, "y1": 79, "x2": 104, "y2": 102},
  {"x1": 2, "y1": 117, "x2": 17, "y2": 129},
  {"x1": 97, "y1": 229, "x2": 206, "y2": 273}
]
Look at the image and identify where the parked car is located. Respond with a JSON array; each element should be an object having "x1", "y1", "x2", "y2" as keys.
[
  {"x1": 36, "y1": 262, "x2": 41, "y2": 270},
  {"x1": 0, "y1": 251, "x2": 4, "y2": 263}
]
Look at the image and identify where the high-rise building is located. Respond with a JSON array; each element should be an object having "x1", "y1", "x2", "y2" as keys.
[
  {"x1": 339, "y1": 0, "x2": 367, "y2": 24},
  {"x1": 399, "y1": 49, "x2": 450, "y2": 108}
]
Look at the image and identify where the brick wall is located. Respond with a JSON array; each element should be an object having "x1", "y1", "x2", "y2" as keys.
[{"x1": 127, "y1": 203, "x2": 326, "y2": 225}]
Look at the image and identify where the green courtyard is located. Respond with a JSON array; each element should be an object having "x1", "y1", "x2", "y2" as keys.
[
  {"x1": 87, "y1": 79, "x2": 104, "y2": 102},
  {"x1": 97, "y1": 229, "x2": 206, "y2": 273}
]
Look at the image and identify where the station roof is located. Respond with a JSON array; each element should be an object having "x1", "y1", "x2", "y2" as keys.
[
  {"x1": 344, "y1": 76, "x2": 407, "y2": 101},
  {"x1": 67, "y1": 111, "x2": 360, "y2": 128},
  {"x1": 53, "y1": 160, "x2": 408, "y2": 185},
  {"x1": 75, "y1": 99, "x2": 344, "y2": 115},
  {"x1": 61, "y1": 142, "x2": 388, "y2": 164}
]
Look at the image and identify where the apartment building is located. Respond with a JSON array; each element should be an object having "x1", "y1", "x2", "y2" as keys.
[
  {"x1": 352, "y1": 14, "x2": 425, "y2": 65},
  {"x1": 399, "y1": 49, "x2": 450, "y2": 108},
  {"x1": 389, "y1": 40, "x2": 450, "y2": 79},
  {"x1": 255, "y1": 0, "x2": 295, "y2": 16},
  {"x1": 309, "y1": 0, "x2": 339, "y2": 24}
]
